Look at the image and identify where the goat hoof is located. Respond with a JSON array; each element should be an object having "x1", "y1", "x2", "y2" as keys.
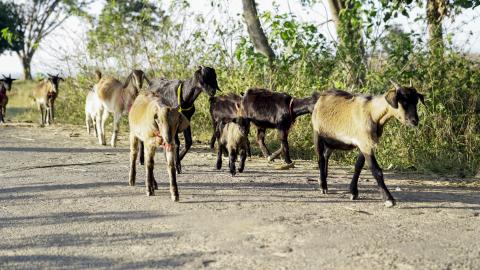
[
  {"x1": 153, "y1": 180, "x2": 158, "y2": 190},
  {"x1": 267, "y1": 156, "x2": 274, "y2": 162},
  {"x1": 350, "y1": 194, "x2": 358, "y2": 200},
  {"x1": 321, "y1": 189, "x2": 328, "y2": 195},
  {"x1": 129, "y1": 181, "x2": 135, "y2": 186},
  {"x1": 171, "y1": 194, "x2": 179, "y2": 202},
  {"x1": 238, "y1": 168, "x2": 244, "y2": 173},
  {"x1": 384, "y1": 200, "x2": 396, "y2": 208},
  {"x1": 146, "y1": 188, "x2": 155, "y2": 196}
]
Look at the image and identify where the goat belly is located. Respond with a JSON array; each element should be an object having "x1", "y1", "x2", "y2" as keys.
[{"x1": 322, "y1": 136, "x2": 356, "y2": 150}]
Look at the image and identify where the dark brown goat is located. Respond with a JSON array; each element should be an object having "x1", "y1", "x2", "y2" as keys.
[
  {"x1": 241, "y1": 88, "x2": 320, "y2": 166},
  {"x1": 0, "y1": 74, "x2": 16, "y2": 124},
  {"x1": 208, "y1": 93, "x2": 251, "y2": 157}
]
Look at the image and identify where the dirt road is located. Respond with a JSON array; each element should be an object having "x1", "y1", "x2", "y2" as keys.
[{"x1": 0, "y1": 124, "x2": 479, "y2": 269}]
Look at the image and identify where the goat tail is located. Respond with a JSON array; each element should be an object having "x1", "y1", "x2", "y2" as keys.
[{"x1": 95, "y1": 70, "x2": 102, "y2": 81}]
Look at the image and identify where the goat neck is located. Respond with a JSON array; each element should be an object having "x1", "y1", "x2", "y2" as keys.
[
  {"x1": 179, "y1": 77, "x2": 202, "y2": 108},
  {"x1": 369, "y1": 94, "x2": 395, "y2": 128}
]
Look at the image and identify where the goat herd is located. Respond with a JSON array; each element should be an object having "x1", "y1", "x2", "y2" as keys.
[{"x1": 0, "y1": 66, "x2": 425, "y2": 207}]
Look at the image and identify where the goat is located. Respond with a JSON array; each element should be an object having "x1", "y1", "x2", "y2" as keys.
[
  {"x1": 140, "y1": 66, "x2": 220, "y2": 173},
  {"x1": 216, "y1": 117, "x2": 250, "y2": 176},
  {"x1": 311, "y1": 82, "x2": 425, "y2": 207},
  {"x1": 32, "y1": 73, "x2": 63, "y2": 126},
  {"x1": 85, "y1": 89, "x2": 102, "y2": 137},
  {"x1": 85, "y1": 71, "x2": 103, "y2": 137},
  {"x1": 208, "y1": 93, "x2": 251, "y2": 157},
  {"x1": 128, "y1": 92, "x2": 190, "y2": 201},
  {"x1": 95, "y1": 69, "x2": 148, "y2": 147},
  {"x1": 0, "y1": 74, "x2": 16, "y2": 124},
  {"x1": 241, "y1": 88, "x2": 320, "y2": 167}
]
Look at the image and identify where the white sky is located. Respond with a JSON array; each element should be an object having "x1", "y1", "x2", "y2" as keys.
[{"x1": 0, "y1": 0, "x2": 479, "y2": 78}]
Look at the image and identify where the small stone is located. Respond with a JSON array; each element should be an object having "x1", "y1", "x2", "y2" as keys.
[{"x1": 395, "y1": 187, "x2": 402, "y2": 191}]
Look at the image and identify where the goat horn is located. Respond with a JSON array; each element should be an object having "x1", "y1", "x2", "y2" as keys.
[
  {"x1": 390, "y1": 80, "x2": 401, "y2": 89},
  {"x1": 2, "y1": 74, "x2": 6, "y2": 79}
]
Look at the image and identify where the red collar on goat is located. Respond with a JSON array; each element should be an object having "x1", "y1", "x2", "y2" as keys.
[{"x1": 153, "y1": 130, "x2": 174, "y2": 151}]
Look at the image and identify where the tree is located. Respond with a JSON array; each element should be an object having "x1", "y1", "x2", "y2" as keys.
[
  {"x1": 327, "y1": 0, "x2": 366, "y2": 86},
  {"x1": 425, "y1": 0, "x2": 480, "y2": 55},
  {"x1": 0, "y1": 1, "x2": 24, "y2": 55},
  {"x1": 0, "y1": 0, "x2": 90, "y2": 79},
  {"x1": 87, "y1": 0, "x2": 166, "y2": 72},
  {"x1": 241, "y1": 0, "x2": 275, "y2": 66}
]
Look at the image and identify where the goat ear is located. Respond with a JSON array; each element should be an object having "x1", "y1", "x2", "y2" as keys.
[
  {"x1": 385, "y1": 89, "x2": 398, "y2": 109},
  {"x1": 177, "y1": 112, "x2": 190, "y2": 133},
  {"x1": 143, "y1": 73, "x2": 151, "y2": 87},
  {"x1": 390, "y1": 80, "x2": 401, "y2": 90},
  {"x1": 417, "y1": 93, "x2": 425, "y2": 106}
]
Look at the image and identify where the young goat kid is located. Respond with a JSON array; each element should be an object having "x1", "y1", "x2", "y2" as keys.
[
  {"x1": 242, "y1": 88, "x2": 320, "y2": 167},
  {"x1": 0, "y1": 74, "x2": 16, "y2": 124},
  {"x1": 216, "y1": 116, "x2": 250, "y2": 176},
  {"x1": 85, "y1": 71, "x2": 103, "y2": 137},
  {"x1": 95, "y1": 70, "x2": 148, "y2": 147},
  {"x1": 128, "y1": 92, "x2": 189, "y2": 201},
  {"x1": 311, "y1": 82, "x2": 425, "y2": 207},
  {"x1": 32, "y1": 73, "x2": 63, "y2": 126},
  {"x1": 208, "y1": 93, "x2": 251, "y2": 157},
  {"x1": 85, "y1": 89, "x2": 102, "y2": 137}
]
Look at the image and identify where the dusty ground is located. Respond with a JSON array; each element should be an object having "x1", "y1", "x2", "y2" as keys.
[{"x1": 0, "y1": 123, "x2": 479, "y2": 270}]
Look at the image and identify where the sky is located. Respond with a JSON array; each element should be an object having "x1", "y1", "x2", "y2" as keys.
[{"x1": 1, "y1": 0, "x2": 479, "y2": 78}]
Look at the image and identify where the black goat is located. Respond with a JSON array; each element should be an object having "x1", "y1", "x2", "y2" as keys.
[
  {"x1": 241, "y1": 88, "x2": 320, "y2": 166},
  {"x1": 0, "y1": 74, "x2": 16, "y2": 124},
  {"x1": 140, "y1": 66, "x2": 220, "y2": 173}
]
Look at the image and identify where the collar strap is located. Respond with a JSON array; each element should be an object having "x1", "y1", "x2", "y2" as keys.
[
  {"x1": 153, "y1": 130, "x2": 174, "y2": 151},
  {"x1": 177, "y1": 83, "x2": 193, "y2": 112},
  {"x1": 289, "y1": 98, "x2": 294, "y2": 119}
]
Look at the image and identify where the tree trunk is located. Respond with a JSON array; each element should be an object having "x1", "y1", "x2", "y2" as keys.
[
  {"x1": 241, "y1": 0, "x2": 275, "y2": 65},
  {"x1": 426, "y1": 0, "x2": 444, "y2": 55},
  {"x1": 327, "y1": 0, "x2": 365, "y2": 87},
  {"x1": 327, "y1": 0, "x2": 344, "y2": 29},
  {"x1": 20, "y1": 53, "x2": 33, "y2": 80}
]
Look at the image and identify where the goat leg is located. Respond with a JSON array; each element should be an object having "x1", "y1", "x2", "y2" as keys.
[
  {"x1": 216, "y1": 144, "x2": 223, "y2": 170},
  {"x1": 166, "y1": 148, "x2": 179, "y2": 202},
  {"x1": 238, "y1": 148, "x2": 247, "y2": 173},
  {"x1": 129, "y1": 134, "x2": 138, "y2": 186},
  {"x1": 364, "y1": 152, "x2": 395, "y2": 207},
  {"x1": 256, "y1": 127, "x2": 271, "y2": 158},
  {"x1": 174, "y1": 133, "x2": 182, "y2": 174},
  {"x1": 144, "y1": 145, "x2": 156, "y2": 196},
  {"x1": 138, "y1": 141, "x2": 145, "y2": 165},
  {"x1": 229, "y1": 149, "x2": 237, "y2": 176},
  {"x1": 179, "y1": 127, "x2": 192, "y2": 160},
  {"x1": 349, "y1": 152, "x2": 365, "y2": 200},
  {"x1": 314, "y1": 133, "x2": 328, "y2": 194}
]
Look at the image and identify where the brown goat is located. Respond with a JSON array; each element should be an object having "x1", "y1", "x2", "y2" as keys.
[
  {"x1": 95, "y1": 70, "x2": 148, "y2": 147},
  {"x1": 32, "y1": 74, "x2": 63, "y2": 126},
  {"x1": 311, "y1": 82, "x2": 425, "y2": 207},
  {"x1": 128, "y1": 92, "x2": 189, "y2": 201}
]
